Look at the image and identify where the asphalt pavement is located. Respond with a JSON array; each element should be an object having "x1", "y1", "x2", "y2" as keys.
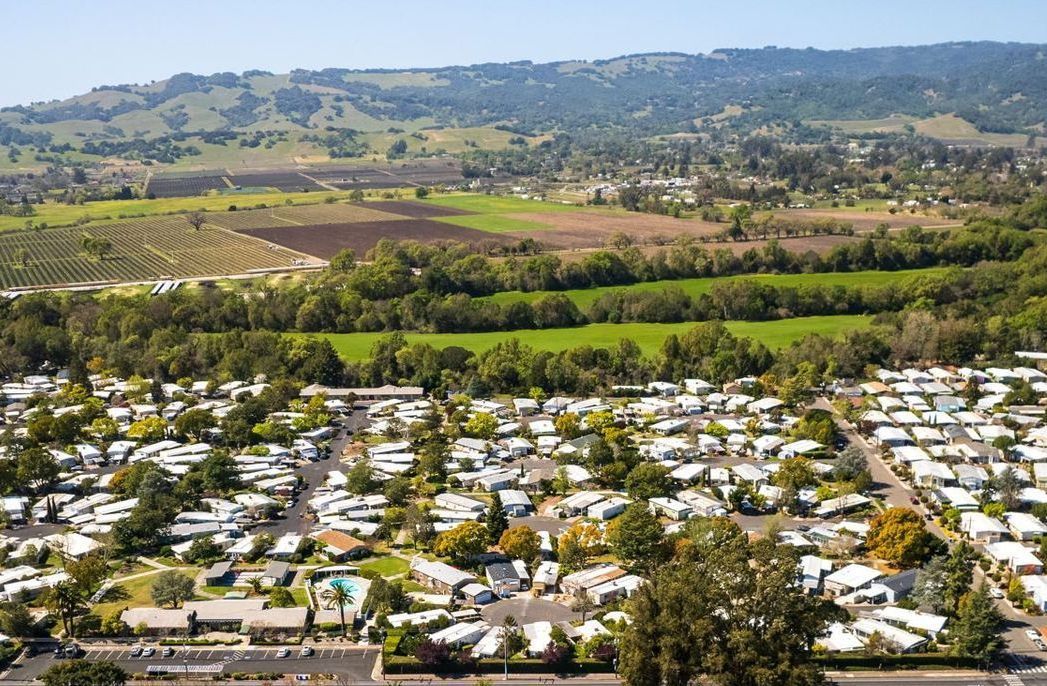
[
  {"x1": 813, "y1": 398, "x2": 1047, "y2": 664},
  {"x1": 5, "y1": 645, "x2": 380, "y2": 682},
  {"x1": 253, "y1": 410, "x2": 369, "y2": 537}
]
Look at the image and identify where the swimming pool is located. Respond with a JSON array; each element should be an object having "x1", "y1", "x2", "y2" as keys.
[{"x1": 322, "y1": 577, "x2": 364, "y2": 607}]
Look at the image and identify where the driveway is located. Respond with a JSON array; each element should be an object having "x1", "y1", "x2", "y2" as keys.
[
  {"x1": 509, "y1": 516, "x2": 570, "y2": 537},
  {"x1": 481, "y1": 596, "x2": 580, "y2": 625}
]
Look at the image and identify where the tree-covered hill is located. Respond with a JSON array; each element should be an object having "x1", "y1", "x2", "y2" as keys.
[{"x1": 2, "y1": 41, "x2": 1045, "y2": 163}]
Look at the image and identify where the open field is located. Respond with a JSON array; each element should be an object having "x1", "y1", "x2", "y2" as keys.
[
  {"x1": 0, "y1": 190, "x2": 358, "y2": 233},
  {"x1": 423, "y1": 195, "x2": 584, "y2": 214},
  {"x1": 436, "y1": 213, "x2": 554, "y2": 233},
  {"x1": 769, "y1": 209, "x2": 959, "y2": 232},
  {"x1": 0, "y1": 220, "x2": 316, "y2": 289},
  {"x1": 0, "y1": 194, "x2": 966, "y2": 288},
  {"x1": 502, "y1": 210, "x2": 723, "y2": 247},
  {"x1": 809, "y1": 113, "x2": 1047, "y2": 148},
  {"x1": 236, "y1": 219, "x2": 505, "y2": 260},
  {"x1": 481, "y1": 267, "x2": 952, "y2": 309},
  {"x1": 309, "y1": 315, "x2": 875, "y2": 360}
]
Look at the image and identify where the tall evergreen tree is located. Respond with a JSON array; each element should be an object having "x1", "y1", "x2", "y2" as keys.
[
  {"x1": 486, "y1": 492, "x2": 509, "y2": 541},
  {"x1": 950, "y1": 582, "x2": 1003, "y2": 665}
]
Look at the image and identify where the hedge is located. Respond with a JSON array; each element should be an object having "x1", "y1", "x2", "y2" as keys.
[
  {"x1": 816, "y1": 653, "x2": 982, "y2": 670},
  {"x1": 383, "y1": 656, "x2": 615, "y2": 675},
  {"x1": 381, "y1": 630, "x2": 614, "y2": 675}
]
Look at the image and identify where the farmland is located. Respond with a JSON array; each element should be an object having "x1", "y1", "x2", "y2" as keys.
[
  {"x1": 0, "y1": 189, "x2": 360, "y2": 233},
  {"x1": 237, "y1": 219, "x2": 503, "y2": 260},
  {"x1": 0, "y1": 194, "x2": 967, "y2": 289},
  {"x1": 481, "y1": 267, "x2": 953, "y2": 309},
  {"x1": 146, "y1": 174, "x2": 229, "y2": 198},
  {"x1": 308, "y1": 314, "x2": 875, "y2": 361},
  {"x1": 0, "y1": 219, "x2": 316, "y2": 289}
]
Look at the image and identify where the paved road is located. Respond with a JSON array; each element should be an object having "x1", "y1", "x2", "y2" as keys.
[
  {"x1": 6, "y1": 645, "x2": 379, "y2": 682},
  {"x1": 814, "y1": 398, "x2": 1047, "y2": 665},
  {"x1": 254, "y1": 410, "x2": 369, "y2": 537},
  {"x1": 480, "y1": 596, "x2": 581, "y2": 625}
]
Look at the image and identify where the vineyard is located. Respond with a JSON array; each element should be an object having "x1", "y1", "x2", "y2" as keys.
[
  {"x1": 204, "y1": 203, "x2": 401, "y2": 230},
  {"x1": 0, "y1": 219, "x2": 316, "y2": 289}
]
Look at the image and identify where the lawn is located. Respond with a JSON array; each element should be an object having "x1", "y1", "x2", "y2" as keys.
[
  {"x1": 358, "y1": 556, "x2": 410, "y2": 578},
  {"x1": 434, "y1": 214, "x2": 553, "y2": 233},
  {"x1": 92, "y1": 569, "x2": 199, "y2": 618},
  {"x1": 308, "y1": 315, "x2": 875, "y2": 361},
  {"x1": 481, "y1": 268, "x2": 951, "y2": 309}
]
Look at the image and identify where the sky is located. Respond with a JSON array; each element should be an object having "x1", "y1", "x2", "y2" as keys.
[{"x1": 4, "y1": 0, "x2": 1046, "y2": 107}]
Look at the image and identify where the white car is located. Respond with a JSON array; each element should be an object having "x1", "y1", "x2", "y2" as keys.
[
  {"x1": 277, "y1": 648, "x2": 291, "y2": 658},
  {"x1": 990, "y1": 587, "x2": 1005, "y2": 599},
  {"x1": 141, "y1": 647, "x2": 156, "y2": 658},
  {"x1": 1026, "y1": 629, "x2": 1041, "y2": 641},
  {"x1": 300, "y1": 646, "x2": 313, "y2": 657}
]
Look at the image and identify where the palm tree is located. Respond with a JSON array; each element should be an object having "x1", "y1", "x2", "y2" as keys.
[
  {"x1": 247, "y1": 576, "x2": 264, "y2": 596},
  {"x1": 500, "y1": 613, "x2": 518, "y2": 679},
  {"x1": 319, "y1": 584, "x2": 354, "y2": 636}
]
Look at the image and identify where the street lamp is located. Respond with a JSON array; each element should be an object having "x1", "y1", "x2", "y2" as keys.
[{"x1": 378, "y1": 627, "x2": 387, "y2": 678}]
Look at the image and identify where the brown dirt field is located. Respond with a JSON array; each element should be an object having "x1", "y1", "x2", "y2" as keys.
[
  {"x1": 520, "y1": 234, "x2": 862, "y2": 264},
  {"x1": 236, "y1": 219, "x2": 506, "y2": 259},
  {"x1": 772, "y1": 209, "x2": 960, "y2": 232},
  {"x1": 504, "y1": 211, "x2": 723, "y2": 249},
  {"x1": 371, "y1": 200, "x2": 475, "y2": 219}
]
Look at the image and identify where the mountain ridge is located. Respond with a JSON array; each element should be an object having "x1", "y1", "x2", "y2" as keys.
[{"x1": 1, "y1": 41, "x2": 1045, "y2": 168}]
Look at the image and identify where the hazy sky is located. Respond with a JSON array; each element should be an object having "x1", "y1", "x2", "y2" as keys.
[{"x1": 5, "y1": 0, "x2": 1046, "y2": 106}]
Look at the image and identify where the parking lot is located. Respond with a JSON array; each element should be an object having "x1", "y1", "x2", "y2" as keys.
[{"x1": 80, "y1": 646, "x2": 359, "y2": 661}]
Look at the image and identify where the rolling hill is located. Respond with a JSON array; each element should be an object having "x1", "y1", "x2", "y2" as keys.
[{"x1": 2, "y1": 41, "x2": 1046, "y2": 168}]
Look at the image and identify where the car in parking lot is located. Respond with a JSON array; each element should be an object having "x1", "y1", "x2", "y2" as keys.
[
  {"x1": 162, "y1": 647, "x2": 174, "y2": 657},
  {"x1": 1026, "y1": 629, "x2": 1042, "y2": 642},
  {"x1": 129, "y1": 646, "x2": 143, "y2": 657},
  {"x1": 277, "y1": 648, "x2": 291, "y2": 658},
  {"x1": 300, "y1": 646, "x2": 313, "y2": 657},
  {"x1": 141, "y1": 647, "x2": 156, "y2": 658},
  {"x1": 1037, "y1": 640, "x2": 1047, "y2": 652}
]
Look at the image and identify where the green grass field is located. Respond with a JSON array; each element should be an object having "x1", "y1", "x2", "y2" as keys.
[
  {"x1": 481, "y1": 268, "x2": 951, "y2": 309},
  {"x1": 309, "y1": 315, "x2": 874, "y2": 360},
  {"x1": 434, "y1": 214, "x2": 553, "y2": 233},
  {"x1": 423, "y1": 194, "x2": 583, "y2": 214}
]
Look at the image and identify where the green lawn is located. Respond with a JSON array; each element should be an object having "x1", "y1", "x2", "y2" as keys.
[
  {"x1": 481, "y1": 268, "x2": 952, "y2": 309},
  {"x1": 92, "y1": 569, "x2": 199, "y2": 618},
  {"x1": 423, "y1": 194, "x2": 583, "y2": 214},
  {"x1": 434, "y1": 214, "x2": 553, "y2": 233},
  {"x1": 308, "y1": 315, "x2": 875, "y2": 361},
  {"x1": 358, "y1": 556, "x2": 410, "y2": 578}
]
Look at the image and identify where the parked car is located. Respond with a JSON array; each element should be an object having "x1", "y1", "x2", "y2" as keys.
[
  {"x1": 300, "y1": 646, "x2": 313, "y2": 657},
  {"x1": 1026, "y1": 629, "x2": 1041, "y2": 642},
  {"x1": 130, "y1": 646, "x2": 143, "y2": 657},
  {"x1": 141, "y1": 647, "x2": 156, "y2": 658},
  {"x1": 277, "y1": 648, "x2": 291, "y2": 658},
  {"x1": 162, "y1": 647, "x2": 174, "y2": 657}
]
